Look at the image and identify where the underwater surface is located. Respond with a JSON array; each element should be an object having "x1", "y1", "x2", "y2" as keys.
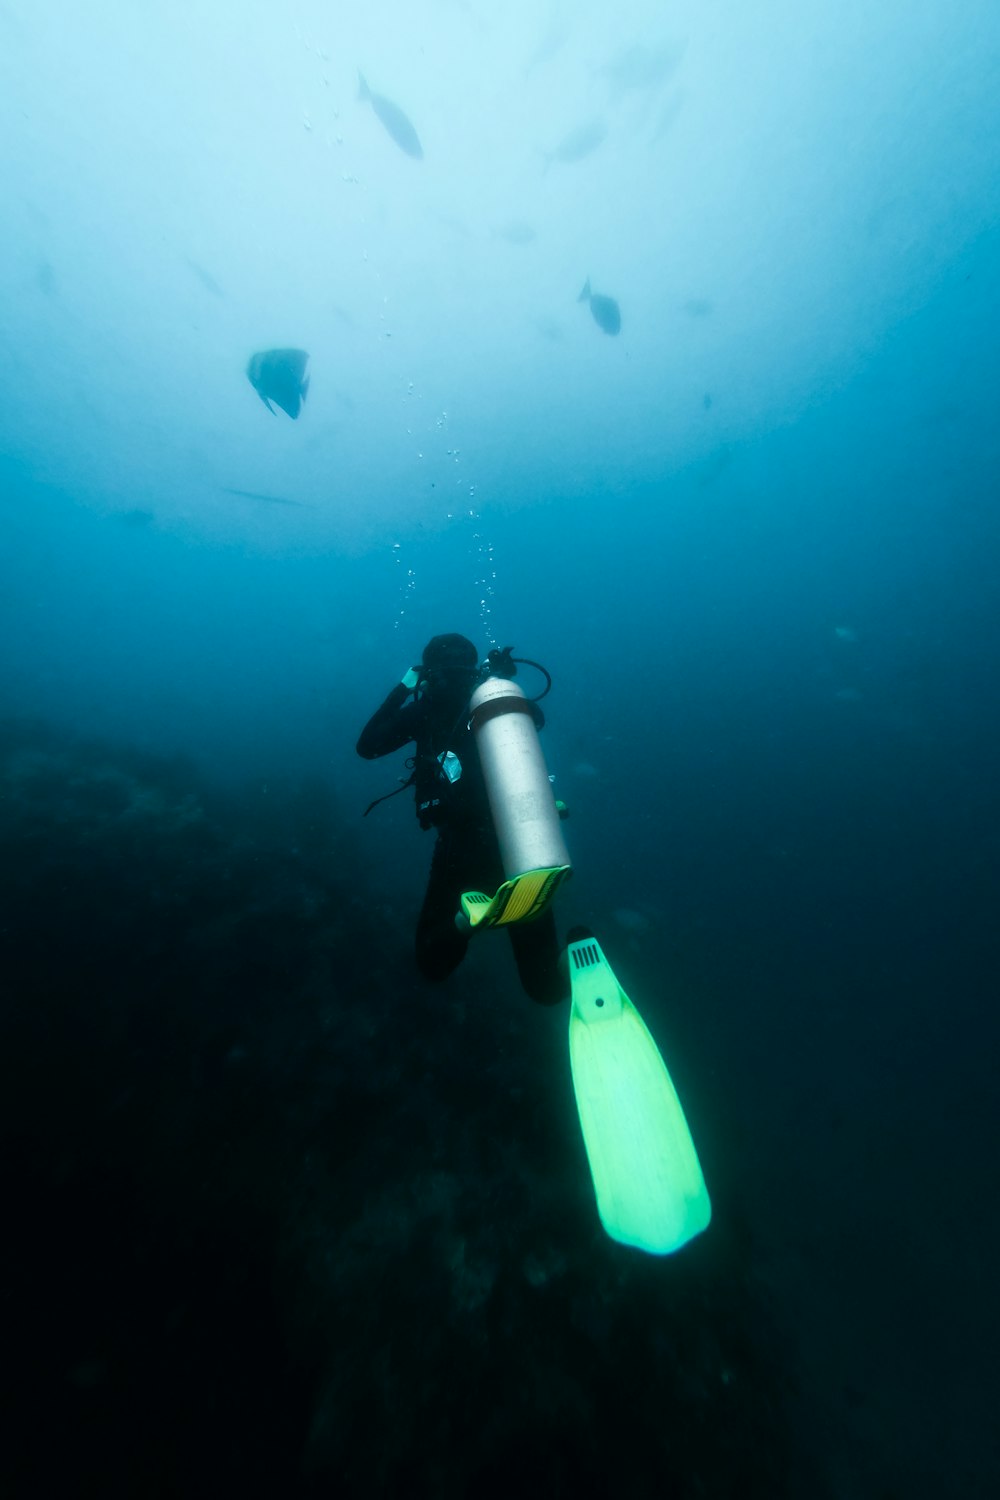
[{"x1": 2, "y1": 2, "x2": 998, "y2": 1495}]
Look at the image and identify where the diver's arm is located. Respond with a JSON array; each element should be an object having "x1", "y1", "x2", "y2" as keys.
[{"x1": 356, "y1": 685, "x2": 419, "y2": 759}]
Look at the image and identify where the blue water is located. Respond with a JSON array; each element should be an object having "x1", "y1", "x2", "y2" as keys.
[{"x1": 2, "y1": 3, "x2": 998, "y2": 1495}]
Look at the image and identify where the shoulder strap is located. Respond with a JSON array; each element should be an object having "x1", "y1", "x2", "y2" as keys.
[{"x1": 362, "y1": 770, "x2": 416, "y2": 818}]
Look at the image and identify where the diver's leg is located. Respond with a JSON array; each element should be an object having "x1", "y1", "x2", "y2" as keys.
[
  {"x1": 415, "y1": 832, "x2": 469, "y2": 981},
  {"x1": 508, "y1": 908, "x2": 569, "y2": 1006}
]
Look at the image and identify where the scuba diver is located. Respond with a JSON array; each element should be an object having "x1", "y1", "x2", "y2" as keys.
[
  {"x1": 356, "y1": 633, "x2": 568, "y2": 1005},
  {"x1": 357, "y1": 631, "x2": 712, "y2": 1255}
]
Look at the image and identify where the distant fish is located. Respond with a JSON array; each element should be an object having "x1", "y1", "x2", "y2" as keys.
[
  {"x1": 223, "y1": 487, "x2": 308, "y2": 509},
  {"x1": 526, "y1": 11, "x2": 572, "y2": 74},
  {"x1": 543, "y1": 118, "x2": 607, "y2": 170},
  {"x1": 650, "y1": 91, "x2": 685, "y2": 145},
  {"x1": 577, "y1": 277, "x2": 621, "y2": 336},
  {"x1": 534, "y1": 317, "x2": 564, "y2": 343},
  {"x1": 696, "y1": 449, "x2": 732, "y2": 489},
  {"x1": 598, "y1": 41, "x2": 685, "y2": 99},
  {"x1": 36, "y1": 259, "x2": 57, "y2": 297},
  {"x1": 246, "y1": 348, "x2": 310, "y2": 419},
  {"x1": 435, "y1": 212, "x2": 472, "y2": 239},
  {"x1": 329, "y1": 302, "x2": 357, "y2": 329},
  {"x1": 613, "y1": 907, "x2": 651, "y2": 936},
  {"x1": 492, "y1": 220, "x2": 537, "y2": 246},
  {"x1": 186, "y1": 259, "x2": 224, "y2": 297},
  {"x1": 834, "y1": 625, "x2": 859, "y2": 643},
  {"x1": 358, "y1": 72, "x2": 423, "y2": 159}
]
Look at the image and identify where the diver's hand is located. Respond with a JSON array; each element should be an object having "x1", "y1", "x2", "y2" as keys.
[{"x1": 400, "y1": 666, "x2": 421, "y2": 693}]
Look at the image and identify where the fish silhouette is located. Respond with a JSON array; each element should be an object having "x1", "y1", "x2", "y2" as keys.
[
  {"x1": 577, "y1": 278, "x2": 621, "y2": 336},
  {"x1": 246, "y1": 349, "x2": 310, "y2": 419},
  {"x1": 358, "y1": 72, "x2": 423, "y2": 159},
  {"x1": 223, "y1": 488, "x2": 309, "y2": 509},
  {"x1": 543, "y1": 118, "x2": 607, "y2": 171},
  {"x1": 598, "y1": 42, "x2": 685, "y2": 100},
  {"x1": 492, "y1": 220, "x2": 537, "y2": 246},
  {"x1": 186, "y1": 259, "x2": 224, "y2": 297}
]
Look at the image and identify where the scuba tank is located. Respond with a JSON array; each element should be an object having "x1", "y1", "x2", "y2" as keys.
[{"x1": 468, "y1": 674, "x2": 571, "y2": 879}]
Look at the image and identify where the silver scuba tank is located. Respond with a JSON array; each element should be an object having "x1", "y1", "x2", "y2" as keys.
[{"x1": 468, "y1": 676, "x2": 571, "y2": 879}]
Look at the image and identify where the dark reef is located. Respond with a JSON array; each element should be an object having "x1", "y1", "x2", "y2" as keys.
[{"x1": 1, "y1": 718, "x2": 823, "y2": 1498}]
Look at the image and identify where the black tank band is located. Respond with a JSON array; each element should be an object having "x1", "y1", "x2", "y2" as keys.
[{"x1": 468, "y1": 695, "x2": 534, "y2": 733}]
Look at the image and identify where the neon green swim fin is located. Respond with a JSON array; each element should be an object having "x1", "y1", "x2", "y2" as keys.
[{"x1": 567, "y1": 931, "x2": 711, "y2": 1255}]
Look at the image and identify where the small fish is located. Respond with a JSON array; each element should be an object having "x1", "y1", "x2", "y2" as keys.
[
  {"x1": 544, "y1": 118, "x2": 607, "y2": 170},
  {"x1": 492, "y1": 220, "x2": 537, "y2": 246},
  {"x1": 613, "y1": 907, "x2": 651, "y2": 936},
  {"x1": 599, "y1": 42, "x2": 685, "y2": 99},
  {"x1": 526, "y1": 11, "x2": 572, "y2": 74},
  {"x1": 696, "y1": 449, "x2": 732, "y2": 489},
  {"x1": 571, "y1": 760, "x2": 600, "y2": 779},
  {"x1": 186, "y1": 259, "x2": 224, "y2": 297},
  {"x1": 534, "y1": 317, "x2": 564, "y2": 342},
  {"x1": 577, "y1": 278, "x2": 621, "y2": 336},
  {"x1": 358, "y1": 72, "x2": 423, "y2": 159},
  {"x1": 223, "y1": 488, "x2": 308, "y2": 508},
  {"x1": 650, "y1": 91, "x2": 685, "y2": 145},
  {"x1": 246, "y1": 348, "x2": 310, "y2": 419}
]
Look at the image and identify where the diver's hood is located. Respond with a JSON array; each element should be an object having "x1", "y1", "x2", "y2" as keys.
[{"x1": 421, "y1": 633, "x2": 478, "y2": 672}]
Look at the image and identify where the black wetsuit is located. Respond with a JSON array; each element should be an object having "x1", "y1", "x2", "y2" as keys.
[{"x1": 357, "y1": 681, "x2": 566, "y2": 1005}]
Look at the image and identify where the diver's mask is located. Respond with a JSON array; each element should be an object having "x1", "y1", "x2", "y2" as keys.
[{"x1": 418, "y1": 664, "x2": 481, "y2": 703}]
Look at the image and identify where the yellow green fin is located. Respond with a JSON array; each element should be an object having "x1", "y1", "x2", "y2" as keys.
[
  {"x1": 458, "y1": 864, "x2": 572, "y2": 930},
  {"x1": 568, "y1": 932, "x2": 711, "y2": 1254}
]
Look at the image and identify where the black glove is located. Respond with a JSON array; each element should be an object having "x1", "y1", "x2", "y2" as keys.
[{"x1": 487, "y1": 645, "x2": 517, "y2": 679}]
